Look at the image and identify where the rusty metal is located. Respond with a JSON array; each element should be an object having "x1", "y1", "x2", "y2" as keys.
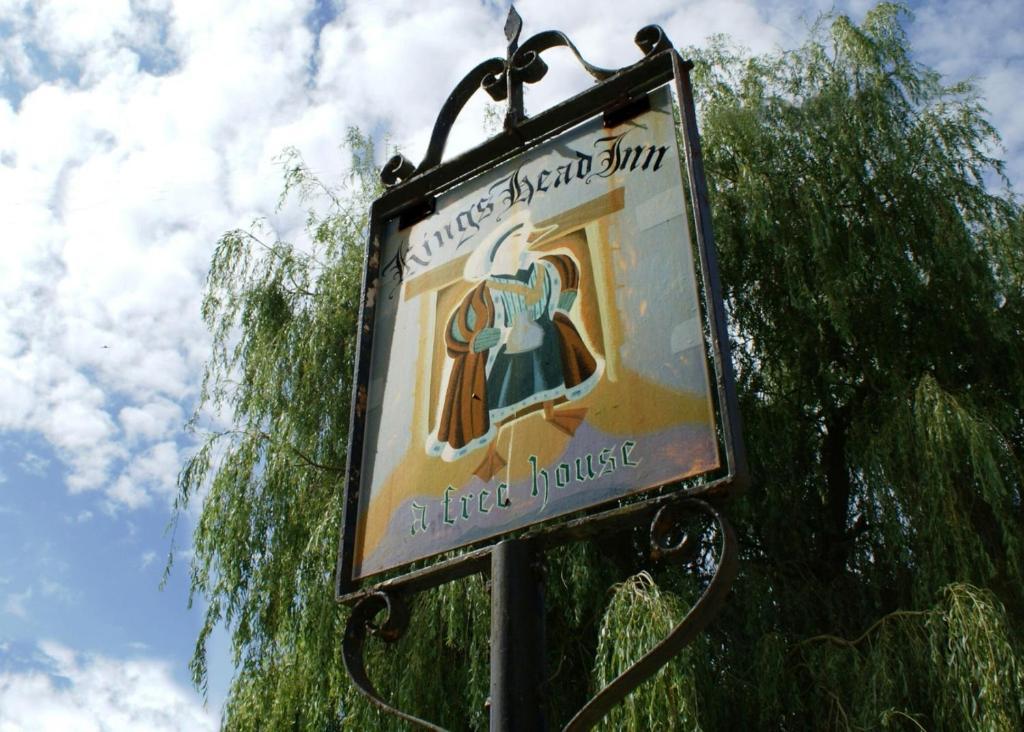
[
  {"x1": 342, "y1": 590, "x2": 446, "y2": 731},
  {"x1": 334, "y1": 205, "x2": 384, "y2": 598},
  {"x1": 672, "y1": 51, "x2": 749, "y2": 491},
  {"x1": 562, "y1": 499, "x2": 738, "y2": 731},
  {"x1": 338, "y1": 473, "x2": 734, "y2": 606},
  {"x1": 339, "y1": 493, "x2": 738, "y2": 730}
]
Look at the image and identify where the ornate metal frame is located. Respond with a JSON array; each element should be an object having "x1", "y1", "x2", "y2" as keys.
[
  {"x1": 336, "y1": 9, "x2": 746, "y2": 730},
  {"x1": 343, "y1": 494, "x2": 737, "y2": 731}
]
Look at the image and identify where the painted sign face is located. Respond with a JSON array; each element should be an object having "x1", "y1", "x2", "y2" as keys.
[{"x1": 352, "y1": 85, "x2": 720, "y2": 579}]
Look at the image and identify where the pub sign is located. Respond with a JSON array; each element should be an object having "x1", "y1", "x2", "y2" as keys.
[{"x1": 337, "y1": 73, "x2": 741, "y2": 586}]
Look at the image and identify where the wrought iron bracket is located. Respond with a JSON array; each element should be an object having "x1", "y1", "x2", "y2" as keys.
[
  {"x1": 379, "y1": 10, "x2": 674, "y2": 192},
  {"x1": 562, "y1": 499, "x2": 738, "y2": 731},
  {"x1": 342, "y1": 590, "x2": 448, "y2": 731},
  {"x1": 340, "y1": 495, "x2": 738, "y2": 731}
]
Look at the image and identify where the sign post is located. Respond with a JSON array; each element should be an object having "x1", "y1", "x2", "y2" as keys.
[
  {"x1": 336, "y1": 9, "x2": 746, "y2": 730},
  {"x1": 489, "y1": 538, "x2": 545, "y2": 731}
]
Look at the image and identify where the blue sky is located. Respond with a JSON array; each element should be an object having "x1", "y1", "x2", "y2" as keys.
[{"x1": 1, "y1": 0, "x2": 1021, "y2": 728}]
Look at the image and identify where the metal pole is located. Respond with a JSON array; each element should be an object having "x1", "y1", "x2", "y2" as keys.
[{"x1": 489, "y1": 538, "x2": 545, "y2": 731}]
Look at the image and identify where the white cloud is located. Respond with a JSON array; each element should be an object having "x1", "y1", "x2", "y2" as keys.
[
  {"x1": 140, "y1": 551, "x2": 157, "y2": 569},
  {"x1": 0, "y1": 0, "x2": 323, "y2": 507},
  {"x1": 0, "y1": 0, "x2": 1020, "y2": 518},
  {"x1": 119, "y1": 400, "x2": 183, "y2": 445},
  {"x1": 0, "y1": 468, "x2": 7, "y2": 484},
  {"x1": 2, "y1": 577, "x2": 77, "y2": 618},
  {"x1": 0, "y1": 641, "x2": 216, "y2": 732},
  {"x1": 909, "y1": 1, "x2": 1024, "y2": 185},
  {"x1": 106, "y1": 440, "x2": 181, "y2": 508},
  {"x1": 17, "y1": 452, "x2": 49, "y2": 477},
  {"x1": 3, "y1": 587, "x2": 32, "y2": 619},
  {"x1": 38, "y1": 578, "x2": 78, "y2": 605},
  {"x1": 32, "y1": 0, "x2": 135, "y2": 60}
]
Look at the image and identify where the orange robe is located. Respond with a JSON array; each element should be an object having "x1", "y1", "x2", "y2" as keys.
[{"x1": 434, "y1": 254, "x2": 597, "y2": 451}]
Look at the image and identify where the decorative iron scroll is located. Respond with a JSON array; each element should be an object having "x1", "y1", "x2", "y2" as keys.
[
  {"x1": 342, "y1": 590, "x2": 447, "y2": 732},
  {"x1": 562, "y1": 499, "x2": 738, "y2": 731},
  {"x1": 379, "y1": 22, "x2": 674, "y2": 187},
  {"x1": 340, "y1": 497, "x2": 737, "y2": 731}
]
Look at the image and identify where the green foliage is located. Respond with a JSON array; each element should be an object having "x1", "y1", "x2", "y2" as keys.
[
  {"x1": 177, "y1": 5, "x2": 1024, "y2": 730},
  {"x1": 777, "y1": 583, "x2": 1024, "y2": 730},
  {"x1": 175, "y1": 129, "x2": 376, "y2": 729},
  {"x1": 337, "y1": 577, "x2": 492, "y2": 731},
  {"x1": 593, "y1": 573, "x2": 701, "y2": 731},
  {"x1": 686, "y1": 2, "x2": 1024, "y2": 728}
]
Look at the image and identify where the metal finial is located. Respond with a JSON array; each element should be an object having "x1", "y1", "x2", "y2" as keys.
[
  {"x1": 503, "y1": 5, "x2": 525, "y2": 129},
  {"x1": 379, "y1": 14, "x2": 671, "y2": 183},
  {"x1": 504, "y1": 5, "x2": 523, "y2": 46}
]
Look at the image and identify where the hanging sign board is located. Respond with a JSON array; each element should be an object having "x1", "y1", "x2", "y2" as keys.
[{"x1": 338, "y1": 52, "x2": 745, "y2": 589}]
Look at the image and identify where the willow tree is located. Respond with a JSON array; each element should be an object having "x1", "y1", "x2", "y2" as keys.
[{"x1": 177, "y1": 5, "x2": 1024, "y2": 729}]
